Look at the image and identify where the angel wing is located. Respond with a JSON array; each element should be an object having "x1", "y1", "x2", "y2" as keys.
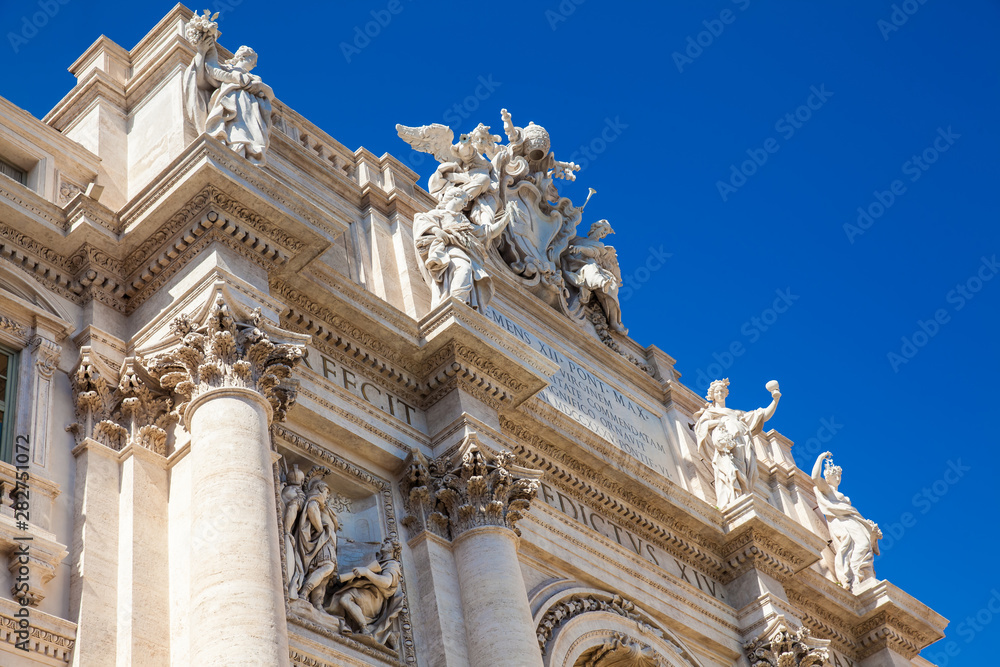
[{"x1": 395, "y1": 123, "x2": 457, "y2": 163}]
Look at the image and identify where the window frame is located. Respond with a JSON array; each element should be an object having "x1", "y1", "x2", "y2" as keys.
[{"x1": 0, "y1": 343, "x2": 19, "y2": 464}]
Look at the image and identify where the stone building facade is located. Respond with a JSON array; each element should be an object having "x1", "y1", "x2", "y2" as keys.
[{"x1": 0, "y1": 6, "x2": 946, "y2": 667}]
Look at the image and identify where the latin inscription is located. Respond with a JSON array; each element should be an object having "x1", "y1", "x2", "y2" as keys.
[
  {"x1": 486, "y1": 307, "x2": 672, "y2": 477},
  {"x1": 539, "y1": 482, "x2": 725, "y2": 601},
  {"x1": 301, "y1": 350, "x2": 417, "y2": 426}
]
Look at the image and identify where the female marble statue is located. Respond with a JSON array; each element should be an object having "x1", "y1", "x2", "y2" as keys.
[
  {"x1": 297, "y1": 479, "x2": 340, "y2": 608},
  {"x1": 413, "y1": 186, "x2": 512, "y2": 310},
  {"x1": 562, "y1": 219, "x2": 626, "y2": 334},
  {"x1": 327, "y1": 539, "x2": 404, "y2": 648},
  {"x1": 184, "y1": 11, "x2": 273, "y2": 165},
  {"x1": 812, "y1": 452, "x2": 882, "y2": 592},
  {"x1": 280, "y1": 463, "x2": 307, "y2": 599},
  {"x1": 694, "y1": 379, "x2": 780, "y2": 508}
]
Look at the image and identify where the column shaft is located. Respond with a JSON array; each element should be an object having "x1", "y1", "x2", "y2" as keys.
[
  {"x1": 188, "y1": 388, "x2": 288, "y2": 666},
  {"x1": 452, "y1": 526, "x2": 542, "y2": 667}
]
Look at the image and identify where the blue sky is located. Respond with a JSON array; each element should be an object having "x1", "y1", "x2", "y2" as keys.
[{"x1": 3, "y1": 1, "x2": 998, "y2": 662}]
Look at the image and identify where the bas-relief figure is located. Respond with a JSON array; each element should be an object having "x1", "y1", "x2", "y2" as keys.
[
  {"x1": 184, "y1": 10, "x2": 273, "y2": 165},
  {"x1": 812, "y1": 452, "x2": 883, "y2": 593},
  {"x1": 397, "y1": 110, "x2": 626, "y2": 334},
  {"x1": 279, "y1": 465, "x2": 402, "y2": 649},
  {"x1": 694, "y1": 379, "x2": 781, "y2": 508},
  {"x1": 326, "y1": 538, "x2": 404, "y2": 648}
]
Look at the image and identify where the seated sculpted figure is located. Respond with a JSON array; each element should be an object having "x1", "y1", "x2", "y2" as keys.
[
  {"x1": 326, "y1": 539, "x2": 404, "y2": 648},
  {"x1": 413, "y1": 186, "x2": 512, "y2": 310},
  {"x1": 184, "y1": 11, "x2": 273, "y2": 165},
  {"x1": 562, "y1": 219, "x2": 627, "y2": 334},
  {"x1": 812, "y1": 452, "x2": 882, "y2": 592},
  {"x1": 694, "y1": 379, "x2": 781, "y2": 508}
]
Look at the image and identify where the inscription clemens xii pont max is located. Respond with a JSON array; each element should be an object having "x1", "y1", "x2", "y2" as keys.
[{"x1": 487, "y1": 307, "x2": 672, "y2": 478}]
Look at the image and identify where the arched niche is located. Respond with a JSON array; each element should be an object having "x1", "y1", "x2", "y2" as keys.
[{"x1": 535, "y1": 586, "x2": 704, "y2": 667}]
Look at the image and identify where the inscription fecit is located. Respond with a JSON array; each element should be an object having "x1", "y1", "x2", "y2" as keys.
[
  {"x1": 538, "y1": 482, "x2": 725, "y2": 601},
  {"x1": 485, "y1": 307, "x2": 672, "y2": 478},
  {"x1": 301, "y1": 350, "x2": 418, "y2": 426}
]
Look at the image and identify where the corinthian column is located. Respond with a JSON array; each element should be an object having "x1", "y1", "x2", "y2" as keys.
[
  {"x1": 401, "y1": 436, "x2": 544, "y2": 667},
  {"x1": 148, "y1": 294, "x2": 307, "y2": 667}
]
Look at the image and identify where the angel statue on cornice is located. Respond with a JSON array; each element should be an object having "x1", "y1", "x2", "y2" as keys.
[{"x1": 183, "y1": 10, "x2": 273, "y2": 165}]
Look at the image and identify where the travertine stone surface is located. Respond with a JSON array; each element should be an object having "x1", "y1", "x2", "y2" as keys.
[
  {"x1": 187, "y1": 387, "x2": 289, "y2": 666},
  {"x1": 452, "y1": 526, "x2": 543, "y2": 667}
]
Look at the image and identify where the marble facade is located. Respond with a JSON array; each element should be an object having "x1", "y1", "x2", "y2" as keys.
[{"x1": 0, "y1": 6, "x2": 947, "y2": 666}]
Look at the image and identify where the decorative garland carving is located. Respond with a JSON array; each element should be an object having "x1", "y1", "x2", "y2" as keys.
[
  {"x1": 0, "y1": 315, "x2": 28, "y2": 339},
  {"x1": 536, "y1": 594, "x2": 650, "y2": 653},
  {"x1": 587, "y1": 306, "x2": 655, "y2": 377}
]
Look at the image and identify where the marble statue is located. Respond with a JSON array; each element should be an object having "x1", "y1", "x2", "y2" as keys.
[
  {"x1": 280, "y1": 463, "x2": 307, "y2": 599},
  {"x1": 812, "y1": 452, "x2": 882, "y2": 592},
  {"x1": 562, "y1": 219, "x2": 626, "y2": 334},
  {"x1": 326, "y1": 538, "x2": 404, "y2": 649},
  {"x1": 283, "y1": 465, "x2": 340, "y2": 608},
  {"x1": 694, "y1": 379, "x2": 781, "y2": 508},
  {"x1": 398, "y1": 109, "x2": 634, "y2": 344},
  {"x1": 412, "y1": 185, "x2": 512, "y2": 310},
  {"x1": 184, "y1": 10, "x2": 273, "y2": 165}
]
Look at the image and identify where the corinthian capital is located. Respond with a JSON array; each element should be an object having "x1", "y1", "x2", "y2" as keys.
[
  {"x1": 399, "y1": 434, "x2": 542, "y2": 540},
  {"x1": 145, "y1": 294, "x2": 307, "y2": 424},
  {"x1": 744, "y1": 616, "x2": 830, "y2": 667}
]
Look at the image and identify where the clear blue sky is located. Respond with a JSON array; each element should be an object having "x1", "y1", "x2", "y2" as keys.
[{"x1": 3, "y1": 1, "x2": 997, "y2": 662}]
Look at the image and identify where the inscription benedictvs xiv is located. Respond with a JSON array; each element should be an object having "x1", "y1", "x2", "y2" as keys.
[
  {"x1": 486, "y1": 307, "x2": 673, "y2": 478},
  {"x1": 539, "y1": 483, "x2": 725, "y2": 601}
]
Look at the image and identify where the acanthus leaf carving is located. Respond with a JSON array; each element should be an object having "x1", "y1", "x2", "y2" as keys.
[
  {"x1": 398, "y1": 434, "x2": 541, "y2": 540},
  {"x1": 145, "y1": 294, "x2": 306, "y2": 425},
  {"x1": 744, "y1": 616, "x2": 830, "y2": 667}
]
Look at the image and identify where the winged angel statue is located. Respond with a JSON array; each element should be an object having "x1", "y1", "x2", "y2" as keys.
[{"x1": 397, "y1": 110, "x2": 626, "y2": 334}]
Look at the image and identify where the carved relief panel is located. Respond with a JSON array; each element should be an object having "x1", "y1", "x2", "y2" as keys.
[{"x1": 274, "y1": 426, "x2": 415, "y2": 667}]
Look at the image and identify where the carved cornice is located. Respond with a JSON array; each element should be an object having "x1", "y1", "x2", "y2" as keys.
[
  {"x1": 399, "y1": 435, "x2": 542, "y2": 540},
  {"x1": 500, "y1": 413, "x2": 727, "y2": 577},
  {"x1": 146, "y1": 294, "x2": 307, "y2": 425},
  {"x1": 853, "y1": 611, "x2": 923, "y2": 661},
  {"x1": 744, "y1": 616, "x2": 829, "y2": 667}
]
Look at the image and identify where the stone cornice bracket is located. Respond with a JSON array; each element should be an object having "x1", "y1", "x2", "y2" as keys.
[
  {"x1": 744, "y1": 616, "x2": 830, "y2": 667},
  {"x1": 29, "y1": 336, "x2": 61, "y2": 379},
  {"x1": 144, "y1": 292, "x2": 308, "y2": 427},
  {"x1": 399, "y1": 434, "x2": 542, "y2": 541}
]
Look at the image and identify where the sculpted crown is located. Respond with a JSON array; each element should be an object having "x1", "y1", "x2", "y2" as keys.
[{"x1": 522, "y1": 122, "x2": 551, "y2": 160}]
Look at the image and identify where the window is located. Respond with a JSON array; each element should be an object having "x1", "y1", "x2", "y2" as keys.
[
  {"x1": 0, "y1": 159, "x2": 27, "y2": 186},
  {"x1": 0, "y1": 346, "x2": 18, "y2": 463}
]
